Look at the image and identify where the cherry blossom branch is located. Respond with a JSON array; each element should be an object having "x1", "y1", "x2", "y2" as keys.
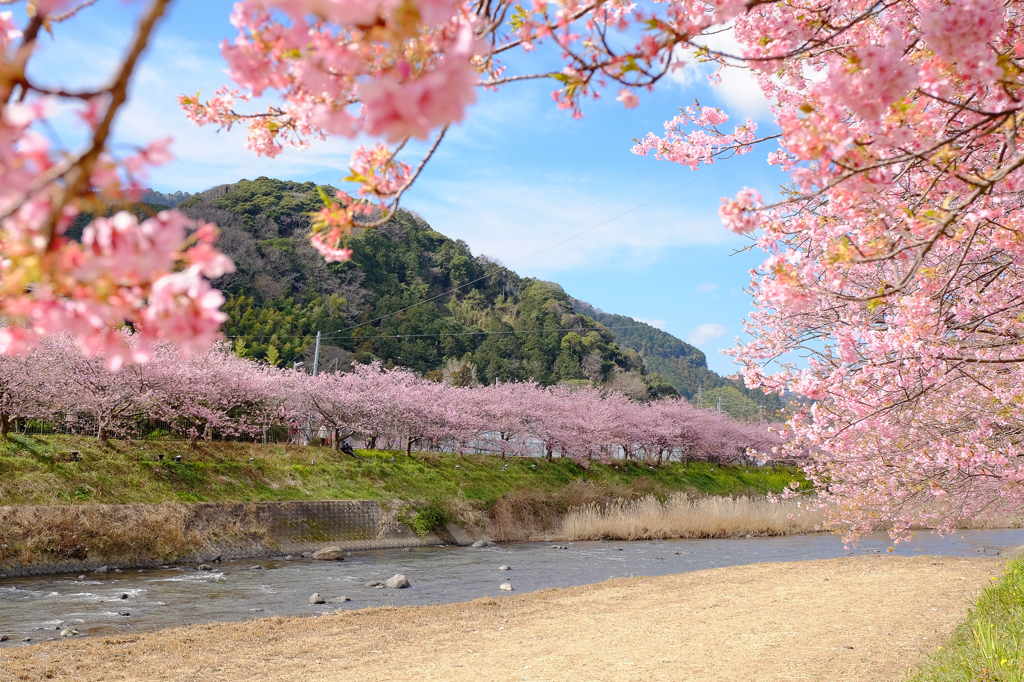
[
  {"x1": 355, "y1": 125, "x2": 449, "y2": 230},
  {"x1": 50, "y1": 0, "x2": 100, "y2": 22}
]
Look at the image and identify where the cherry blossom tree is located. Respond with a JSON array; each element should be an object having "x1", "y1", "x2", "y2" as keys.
[
  {"x1": 0, "y1": 349, "x2": 42, "y2": 437},
  {"x1": 42, "y1": 332, "x2": 160, "y2": 442},
  {"x1": 7, "y1": 332, "x2": 780, "y2": 467},
  {"x1": 297, "y1": 365, "x2": 393, "y2": 450},
  {"x1": 627, "y1": 0, "x2": 1024, "y2": 540},
  {"x1": 0, "y1": 0, "x2": 234, "y2": 363},
  {"x1": 150, "y1": 342, "x2": 284, "y2": 448}
]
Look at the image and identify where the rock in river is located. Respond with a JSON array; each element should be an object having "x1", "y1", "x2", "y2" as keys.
[
  {"x1": 309, "y1": 593, "x2": 326, "y2": 605},
  {"x1": 198, "y1": 565, "x2": 213, "y2": 571},
  {"x1": 94, "y1": 566, "x2": 109, "y2": 574},
  {"x1": 499, "y1": 565, "x2": 511, "y2": 571},
  {"x1": 385, "y1": 574, "x2": 410, "y2": 589},
  {"x1": 499, "y1": 583, "x2": 514, "y2": 591},
  {"x1": 312, "y1": 547, "x2": 345, "y2": 561},
  {"x1": 328, "y1": 596, "x2": 350, "y2": 604},
  {"x1": 0, "y1": 635, "x2": 8, "y2": 642},
  {"x1": 60, "y1": 628, "x2": 79, "y2": 638}
]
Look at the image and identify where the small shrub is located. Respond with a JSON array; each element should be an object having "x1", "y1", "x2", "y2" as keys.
[{"x1": 409, "y1": 500, "x2": 450, "y2": 537}]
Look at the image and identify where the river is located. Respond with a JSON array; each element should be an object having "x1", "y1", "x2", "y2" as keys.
[{"x1": 2, "y1": 528, "x2": 1022, "y2": 646}]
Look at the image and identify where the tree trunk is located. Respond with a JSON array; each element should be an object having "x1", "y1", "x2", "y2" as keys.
[
  {"x1": 368, "y1": 436, "x2": 377, "y2": 450},
  {"x1": 545, "y1": 443, "x2": 553, "y2": 462},
  {"x1": 189, "y1": 429, "x2": 198, "y2": 450},
  {"x1": 406, "y1": 436, "x2": 414, "y2": 456},
  {"x1": 331, "y1": 427, "x2": 339, "y2": 450},
  {"x1": 97, "y1": 420, "x2": 107, "y2": 444},
  {"x1": 0, "y1": 413, "x2": 9, "y2": 439}
]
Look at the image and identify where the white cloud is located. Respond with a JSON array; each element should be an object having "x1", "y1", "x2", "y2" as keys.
[
  {"x1": 633, "y1": 317, "x2": 666, "y2": 329},
  {"x1": 697, "y1": 282, "x2": 718, "y2": 292},
  {"x1": 688, "y1": 322, "x2": 727, "y2": 346},
  {"x1": 410, "y1": 172, "x2": 736, "y2": 273},
  {"x1": 670, "y1": 25, "x2": 773, "y2": 120}
]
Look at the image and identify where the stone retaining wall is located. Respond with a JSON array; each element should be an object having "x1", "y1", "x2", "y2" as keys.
[{"x1": 0, "y1": 501, "x2": 451, "y2": 577}]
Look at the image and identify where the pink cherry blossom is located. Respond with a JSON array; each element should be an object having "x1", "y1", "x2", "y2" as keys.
[
  {"x1": 361, "y1": 56, "x2": 478, "y2": 142},
  {"x1": 616, "y1": 88, "x2": 639, "y2": 109}
]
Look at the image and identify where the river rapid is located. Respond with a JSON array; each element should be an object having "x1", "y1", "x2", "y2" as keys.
[{"x1": 2, "y1": 528, "x2": 1023, "y2": 646}]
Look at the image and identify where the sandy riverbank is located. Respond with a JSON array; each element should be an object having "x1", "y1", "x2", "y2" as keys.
[{"x1": 0, "y1": 555, "x2": 1001, "y2": 682}]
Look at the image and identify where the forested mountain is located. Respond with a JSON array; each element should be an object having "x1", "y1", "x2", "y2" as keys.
[
  {"x1": 568, "y1": 300, "x2": 785, "y2": 417},
  {"x1": 170, "y1": 177, "x2": 779, "y2": 415}
]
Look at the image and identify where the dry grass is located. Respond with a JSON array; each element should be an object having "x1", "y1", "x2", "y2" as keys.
[
  {"x1": 0, "y1": 503, "x2": 272, "y2": 567},
  {"x1": 483, "y1": 480, "x2": 661, "y2": 541},
  {"x1": 559, "y1": 492, "x2": 823, "y2": 541},
  {"x1": 0, "y1": 556, "x2": 1000, "y2": 681}
]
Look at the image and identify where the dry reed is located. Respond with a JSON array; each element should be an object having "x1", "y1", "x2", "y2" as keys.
[
  {"x1": 559, "y1": 493, "x2": 823, "y2": 541},
  {"x1": 482, "y1": 480, "x2": 660, "y2": 541}
]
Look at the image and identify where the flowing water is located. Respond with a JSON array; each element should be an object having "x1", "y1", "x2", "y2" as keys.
[{"x1": 2, "y1": 528, "x2": 1023, "y2": 646}]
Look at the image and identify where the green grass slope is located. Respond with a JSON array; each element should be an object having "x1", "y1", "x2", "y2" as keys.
[
  {"x1": 0, "y1": 435, "x2": 806, "y2": 508},
  {"x1": 912, "y1": 556, "x2": 1024, "y2": 681}
]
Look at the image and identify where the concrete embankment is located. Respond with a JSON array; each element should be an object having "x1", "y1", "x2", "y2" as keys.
[
  {"x1": 0, "y1": 501, "x2": 463, "y2": 577},
  {"x1": 0, "y1": 494, "x2": 826, "y2": 577}
]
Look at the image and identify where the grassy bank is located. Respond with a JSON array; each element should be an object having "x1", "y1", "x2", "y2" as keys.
[
  {"x1": 0, "y1": 435, "x2": 811, "y2": 549},
  {"x1": 0, "y1": 434, "x2": 807, "y2": 508},
  {"x1": 912, "y1": 556, "x2": 1024, "y2": 681}
]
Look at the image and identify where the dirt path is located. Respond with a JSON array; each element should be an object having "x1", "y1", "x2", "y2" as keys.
[{"x1": 0, "y1": 555, "x2": 1002, "y2": 682}]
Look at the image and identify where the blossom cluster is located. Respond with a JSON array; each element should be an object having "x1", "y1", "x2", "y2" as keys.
[
  {"x1": 181, "y1": 0, "x2": 770, "y2": 257},
  {"x1": 0, "y1": 333, "x2": 781, "y2": 465},
  {"x1": 632, "y1": 0, "x2": 1024, "y2": 540},
  {"x1": 0, "y1": 1, "x2": 233, "y2": 365}
]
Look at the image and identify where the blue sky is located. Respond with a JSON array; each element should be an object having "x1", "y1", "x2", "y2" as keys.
[{"x1": 29, "y1": 1, "x2": 787, "y2": 375}]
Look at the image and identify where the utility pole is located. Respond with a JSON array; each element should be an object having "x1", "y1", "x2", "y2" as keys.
[
  {"x1": 312, "y1": 331, "x2": 321, "y2": 377},
  {"x1": 307, "y1": 331, "x2": 321, "y2": 445},
  {"x1": 717, "y1": 395, "x2": 723, "y2": 414}
]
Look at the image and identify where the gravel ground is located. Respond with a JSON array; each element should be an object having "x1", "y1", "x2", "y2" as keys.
[{"x1": 0, "y1": 554, "x2": 1002, "y2": 682}]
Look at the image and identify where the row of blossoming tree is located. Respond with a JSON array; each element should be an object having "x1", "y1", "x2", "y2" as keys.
[
  {"x1": 0, "y1": 333, "x2": 780, "y2": 466},
  {"x1": 5, "y1": 0, "x2": 1020, "y2": 540}
]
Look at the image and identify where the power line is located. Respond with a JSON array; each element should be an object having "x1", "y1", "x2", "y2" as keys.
[
  {"x1": 277, "y1": 161, "x2": 736, "y2": 364},
  {"x1": 334, "y1": 160, "x2": 737, "y2": 336},
  {"x1": 228, "y1": 321, "x2": 732, "y2": 343},
  {"x1": 309, "y1": 324, "x2": 732, "y2": 341}
]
